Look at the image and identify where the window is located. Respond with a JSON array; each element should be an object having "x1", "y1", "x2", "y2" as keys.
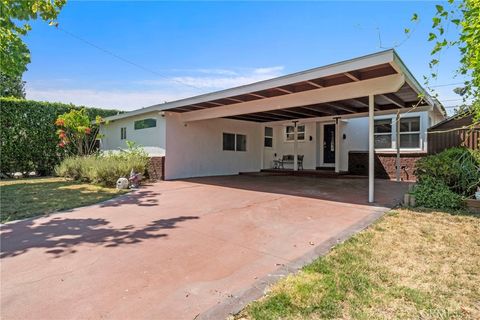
[
  {"x1": 374, "y1": 119, "x2": 392, "y2": 149},
  {"x1": 223, "y1": 133, "x2": 247, "y2": 151},
  {"x1": 399, "y1": 117, "x2": 420, "y2": 148},
  {"x1": 223, "y1": 133, "x2": 235, "y2": 151},
  {"x1": 236, "y1": 134, "x2": 247, "y2": 151},
  {"x1": 120, "y1": 127, "x2": 127, "y2": 140},
  {"x1": 264, "y1": 127, "x2": 273, "y2": 147},
  {"x1": 285, "y1": 124, "x2": 305, "y2": 141},
  {"x1": 134, "y1": 118, "x2": 157, "y2": 130}
]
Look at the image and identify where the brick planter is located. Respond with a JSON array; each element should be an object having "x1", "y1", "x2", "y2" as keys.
[
  {"x1": 348, "y1": 151, "x2": 426, "y2": 181},
  {"x1": 147, "y1": 156, "x2": 165, "y2": 181},
  {"x1": 465, "y1": 199, "x2": 480, "y2": 213}
]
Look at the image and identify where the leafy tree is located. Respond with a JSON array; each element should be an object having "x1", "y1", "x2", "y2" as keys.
[
  {"x1": 0, "y1": 0, "x2": 67, "y2": 78},
  {"x1": 0, "y1": 71, "x2": 25, "y2": 98},
  {"x1": 414, "y1": 0, "x2": 479, "y2": 122},
  {"x1": 55, "y1": 109, "x2": 103, "y2": 156}
]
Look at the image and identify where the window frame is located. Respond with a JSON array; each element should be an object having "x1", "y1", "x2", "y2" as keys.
[
  {"x1": 264, "y1": 127, "x2": 273, "y2": 148},
  {"x1": 222, "y1": 132, "x2": 247, "y2": 152},
  {"x1": 284, "y1": 124, "x2": 305, "y2": 142},
  {"x1": 134, "y1": 118, "x2": 157, "y2": 130},
  {"x1": 399, "y1": 116, "x2": 421, "y2": 149},
  {"x1": 374, "y1": 118, "x2": 393, "y2": 150},
  {"x1": 236, "y1": 134, "x2": 247, "y2": 152},
  {"x1": 120, "y1": 127, "x2": 127, "y2": 140}
]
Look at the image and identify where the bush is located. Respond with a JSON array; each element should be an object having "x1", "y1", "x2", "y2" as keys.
[
  {"x1": 412, "y1": 176, "x2": 464, "y2": 210},
  {"x1": 415, "y1": 147, "x2": 480, "y2": 197},
  {"x1": 55, "y1": 145, "x2": 150, "y2": 187},
  {"x1": 0, "y1": 97, "x2": 119, "y2": 176}
]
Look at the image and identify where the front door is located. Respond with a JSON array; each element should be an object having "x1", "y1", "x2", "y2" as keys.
[{"x1": 323, "y1": 124, "x2": 335, "y2": 164}]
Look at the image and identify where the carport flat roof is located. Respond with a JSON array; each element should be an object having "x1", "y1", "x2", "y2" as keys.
[{"x1": 105, "y1": 49, "x2": 444, "y2": 122}]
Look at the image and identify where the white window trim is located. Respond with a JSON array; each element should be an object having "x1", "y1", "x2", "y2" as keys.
[
  {"x1": 374, "y1": 118, "x2": 393, "y2": 150},
  {"x1": 222, "y1": 132, "x2": 247, "y2": 152},
  {"x1": 399, "y1": 116, "x2": 421, "y2": 150},
  {"x1": 120, "y1": 127, "x2": 127, "y2": 140},
  {"x1": 264, "y1": 127, "x2": 273, "y2": 148},
  {"x1": 284, "y1": 124, "x2": 306, "y2": 143},
  {"x1": 134, "y1": 118, "x2": 157, "y2": 130},
  {"x1": 373, "y1": 116, "x2": 424, "y2": 152}
]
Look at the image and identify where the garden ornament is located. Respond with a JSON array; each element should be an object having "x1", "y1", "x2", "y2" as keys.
[
  {"x1": 116, "y1": 177, "x2": 129, "y2": 190},
  {"x1": 129, "y1": 169, "x2": 140, "y2": 189},
  {"x1": 13, "y1": 172, "x2": 23, "y2": 179}
]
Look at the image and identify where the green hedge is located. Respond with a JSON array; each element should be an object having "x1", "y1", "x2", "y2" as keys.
[{"x1": 0, "y1": 97, "x2": 120, "y2": 176}]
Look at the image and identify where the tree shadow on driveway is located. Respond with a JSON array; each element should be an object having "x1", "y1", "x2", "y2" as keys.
[
  {"x1": 99, "y1": 190, "x2": 161, "y2": 208},
  {"x1": 0, "y1": 215, "x2": 199, "y2": 259}
]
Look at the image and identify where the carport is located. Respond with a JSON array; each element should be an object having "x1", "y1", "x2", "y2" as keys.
[{"x1": 158, "y1": 49, "x2": 440, "y2": 202}]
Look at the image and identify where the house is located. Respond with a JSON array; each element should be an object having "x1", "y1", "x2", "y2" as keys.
[
  {"x1": 428, "y1": 113, "x2": 479, "y2": 154},
  {"x1": 99, "y1": 49, "x2": 446, "y2": 202}
]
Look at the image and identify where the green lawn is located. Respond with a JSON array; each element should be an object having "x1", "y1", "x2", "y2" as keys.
[
  {"x1": 0, "y1": 177, "x2": 128, "y2": 223},
  {"x1": 236, "y1": 209, "x2": 480, "y2": 320}
]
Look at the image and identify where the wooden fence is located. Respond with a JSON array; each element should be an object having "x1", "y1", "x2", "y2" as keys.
[{"x1": 428, "y1": 128, "x2": 480, "y2": 154}]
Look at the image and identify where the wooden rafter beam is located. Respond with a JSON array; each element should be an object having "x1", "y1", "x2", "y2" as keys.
[
  {"x1": 324, "y1": 102, "x2": 357, "y2": 113},
  {"x1": 306, "y1": 80, "x2": 323, "y2": 88},
  {"x1": 206, "y1": 101, "x2": 225, "y2": 106},
  {"x1": 275, "y1": 87, "x2": 293, "y2": 94},
  {"x1": 281, "y1": 108, "x2": 319, "y2": 118},
  {"x1": 189, "y1": 104, "x2": 209, "y2": 109},
  {"x1": 302, "y1": 105, "x2": 337, "y2": 115},
  {"x1": 249, "y1": 93, "x2": 267, "y2": 99},
  {"x1": 351, "y1": 97, "x2": 381, "y2": 111},
  {"x1": 263, "y1": 110, "x2": 299, "y2": 119},
  {"x1": 381, "y1": 93, "x2": 405, "y2": 108},
  {"x1": 344, "y1": 71, "x2": 361, "y2": 81},
  {"x1": 226, "y1": 97, "x2": 244, "y2": 103},
  {"x1": 230, "y1": 114, "x2": 273, "y2": 121}
]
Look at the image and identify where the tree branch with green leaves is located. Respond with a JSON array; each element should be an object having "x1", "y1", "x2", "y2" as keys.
[{"x1": 0, "y1": 0, "x2": 66, "y2": 78}]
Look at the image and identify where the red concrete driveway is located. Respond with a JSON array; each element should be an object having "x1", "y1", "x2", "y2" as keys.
[{"x1": 1, "y1": 175, "x2": 408, "y2": 319}]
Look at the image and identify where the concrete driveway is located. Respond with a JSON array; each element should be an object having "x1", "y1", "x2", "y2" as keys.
[{"x1": 1, "y1": 175, "x2": 408, "y2": 319}]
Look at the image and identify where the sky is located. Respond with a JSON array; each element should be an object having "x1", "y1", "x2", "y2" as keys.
[{"x1": 23, "y1": 1, "x2": 468, "y2": 114}]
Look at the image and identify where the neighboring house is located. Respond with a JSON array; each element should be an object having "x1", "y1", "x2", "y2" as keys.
[
  {"x1": 99, "y1": 49, "x2": 445, "y2": 201},
  {"x1": 428, "y1": 113, "x2": 479, "y2": 154}
]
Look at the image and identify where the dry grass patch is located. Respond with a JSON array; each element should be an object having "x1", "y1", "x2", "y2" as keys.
[
  {"x1": 238, "y1": 209, "x2": 480, "y2": 320},
  {"x1": 0, "y1": 177, "x2": 127, "y2": 223}
]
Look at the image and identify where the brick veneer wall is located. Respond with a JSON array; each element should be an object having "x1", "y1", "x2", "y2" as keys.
[
  {"x1": 348, "y1": 151, "x2": 426, "y2": 181},
  {"x1": 147, "y1": 156, "x2": 165, "y2": 181}
]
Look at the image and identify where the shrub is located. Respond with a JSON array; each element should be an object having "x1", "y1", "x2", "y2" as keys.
[
  {"x1": 415, "y1": 147, "x2": 480, "y2": 197},
  {"x1": 412, "y1": 176, "x2": 464, "y2": 210},
  {"x1": 55, "y1": 144, "x2": 150, "y2": 187},
  {"x1": 0, "y1": 97, "x2": 119, "y2": 176}
]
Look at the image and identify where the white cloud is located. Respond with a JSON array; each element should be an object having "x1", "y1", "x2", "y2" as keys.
[
  {"x1": 25, "y1": 87, "x2": 197, "y2": 111},
  {"x1": 253, "y1": 66, "x2": 284, "y2": 75},
  {"x1": 140, "y1": 65, "x2": 285, "y2": 89},
  {"x1": 25, "y1": 65, "x2": 286, "y2": 111}
]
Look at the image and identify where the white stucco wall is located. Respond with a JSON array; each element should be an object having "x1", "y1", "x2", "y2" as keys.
[
  {"x1": 165, "y1": 113, "x2": 263, "y2": 180},
  {"x1": 263, "y1": 122, "x2": 317, "y2": 170},
  {"x1": 99, "y1": 111, "x2": 166, "y2": 156}
]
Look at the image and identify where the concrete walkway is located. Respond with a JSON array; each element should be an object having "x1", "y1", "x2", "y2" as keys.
[{"x1": 1, "y1": 176, "x2": 408, "y2": 319}]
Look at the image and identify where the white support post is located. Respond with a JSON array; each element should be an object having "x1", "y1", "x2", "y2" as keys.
[
  {"x1": 368, "y1": 94, "x2": 375, "y2": 203},
  {"x1": 396, "y1": 113, "x2": 401, "y2": 182},
  {"x1": 334, "y1": 118, "x2": 340, "y2": 173},
  {"x1": 293, "y1": 121, "x2": 298, "y2": 171}
]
